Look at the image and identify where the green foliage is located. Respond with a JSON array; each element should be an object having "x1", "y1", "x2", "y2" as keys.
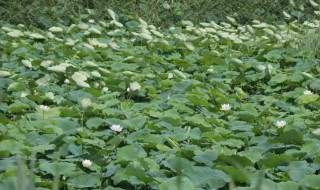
[{"x1": 1, "y1": 9, "x2": 320, "y2": 190}]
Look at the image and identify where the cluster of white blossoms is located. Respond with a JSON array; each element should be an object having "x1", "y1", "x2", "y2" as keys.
[
  {"x1": 276, "y1": 120, "x2": 287, "y2": 128},
  {"x1": 40, "y1": 105, "x2": 50, "y2": 112},
  {"x1": 220, "y1": 104, "x2": 231, "y2": 111},
  {"x1": 304, "y1": 90, "x2": 313, "y2": 95},
  {"x1": 110, "y1": 124, "x2": 123, "y2": 132},
  {"x1": 82, "y1": 159, "x2": 92, "y2": 168}
]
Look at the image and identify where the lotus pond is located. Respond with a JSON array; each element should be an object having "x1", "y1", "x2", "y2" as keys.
[{"x1": 1, "y1": 10, "x2": 320, "y2": 190}]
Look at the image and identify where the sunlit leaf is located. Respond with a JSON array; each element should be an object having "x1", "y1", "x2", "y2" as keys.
[{"x1": 39, "y1": 161, "x2": 76, "y2": 176}]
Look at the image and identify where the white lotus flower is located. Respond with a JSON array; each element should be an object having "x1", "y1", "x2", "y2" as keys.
[
  {"x1": 110, "y1": 124, "x2": 123, "y2": 132},
  {"x1": 129, "y1": 82, "x2": 141, "y2": 91},
  {"x1": 220, "y1": 104, "x2": 231, "y2": 111},
  {"x1": 276, "y1": 120, "x2": 287, "y2": 128},
  {"x1": 82, "y1": 159, "x2": 92, "y2": 168},
  {"x1": 304, "y1": 90, "x2": 313, "y2": 95},
  {"x1": 40, "y1": 105, "x2": 50, "y2": 112}
]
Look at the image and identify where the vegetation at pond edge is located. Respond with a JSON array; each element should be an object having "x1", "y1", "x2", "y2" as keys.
[{"x1": 1, "y1": 0, "x2": 320, "y2": 28}]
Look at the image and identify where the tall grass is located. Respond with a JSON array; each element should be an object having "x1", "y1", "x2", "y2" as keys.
[
  {"x1": 298, "y1": 27, "x2": 320, "y2": 58},
  {"x1": 0, "y1": 0, "x2": 318, "y2": 28}
]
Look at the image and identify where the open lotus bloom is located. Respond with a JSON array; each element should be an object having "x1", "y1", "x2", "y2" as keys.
[
  {"x1": 276, "y1": 120, "x2": 286, "y2": 128},
  {"x1": 82, "y1": 159, "x2": 92, "y2": 168},
  {"x1": 40, "y1": 105, "x2": 50, "y2": 112},
  {"x1": 110, "y1": 124, "x2": 123, "y2": 132},
  {"x1": 220, "y1": 104, "x2": 231, "y2": 111}
]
